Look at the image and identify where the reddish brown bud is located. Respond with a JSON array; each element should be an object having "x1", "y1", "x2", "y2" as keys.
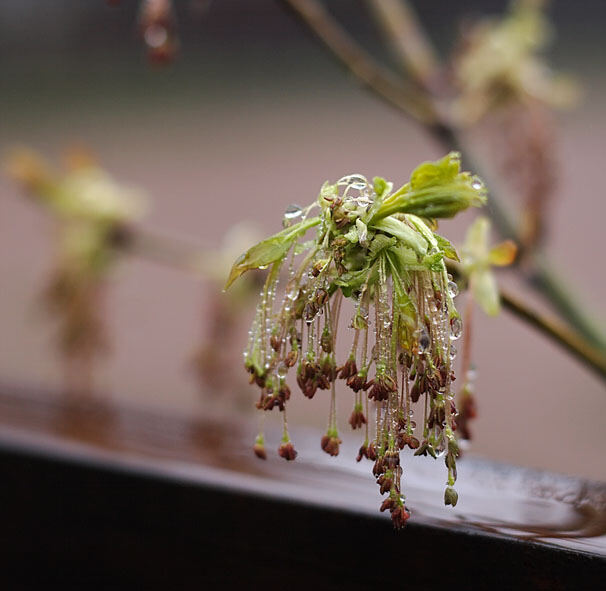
[
  {"x1": 270, "y1": 335, "x2": 281, "y2": 352},
  {"x1": 284, "y1": 350, "x2": 298, "y2": 367},
  {"x1": 377, "y1": 473, "x2": 393, "y2": 495},
  {"x1": 356, "y1": 443, "x2": 368, "y2": 462},
  {"x1": 315, "y1": 288, "x2": 329, "y2": 307},
  {"x1": 384, "y1": 451, "x2": 400, "y2": 469},
  {"x1": 372, "y1": 457, "x2": 385, "y2": 476},
  {"x1": 321, "y1": 434, "x2": 342, "y2": 456},
  {"x1": 346, "y1": 372, "x2": 368, "y2": 393},
  {"x1": 366, "y1": 442, "x2": 377, "y2": 461},
  {"x1": 338, "y1": 357, "x2": 357, "y2": 380},
  {"x1": 348, "y1": 408, "x2": 367, "y2": 430},
  {"x1": 390, "y1": 505, "x2": 411, "y2": 529},
  {"x1": 320, "y1": 356, "x2": 337, "y2": 382},
  {"x1": 278, "y1": 441, "x2": 297, "y2": 461}
]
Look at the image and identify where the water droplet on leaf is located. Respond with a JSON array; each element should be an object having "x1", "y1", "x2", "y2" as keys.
[{"x1": 283, "y1": 204, "x2": 303, "y2": 227}]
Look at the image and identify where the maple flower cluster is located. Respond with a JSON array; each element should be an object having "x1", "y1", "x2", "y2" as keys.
[{"x1": 227, "y1": 152, "x2": 487, "y2": 527}]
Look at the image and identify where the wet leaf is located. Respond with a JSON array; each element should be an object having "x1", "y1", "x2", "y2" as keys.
[
  {"x1": 434, "y1": 234, "x2": 460, "y2": 262},
  {"x1": 226, "y1": 216, "x2": 320, "y2": 288}
]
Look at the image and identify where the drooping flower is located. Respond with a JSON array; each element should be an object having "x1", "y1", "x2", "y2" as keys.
[
  {"x1": 228, "y1": 152, "x2": 487, "y2": 527},
  {"x1": 6, "y1": 148, "x2": 145, "y2": 396}
]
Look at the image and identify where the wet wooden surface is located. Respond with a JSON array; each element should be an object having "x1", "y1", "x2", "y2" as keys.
[{"x1": 0, "y1": 384, "x2": 605, "y2": 588}]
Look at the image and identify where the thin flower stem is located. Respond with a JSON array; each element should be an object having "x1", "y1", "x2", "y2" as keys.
[{"x1": 278, "y1": 0, "x2": 606, "y2": 353}]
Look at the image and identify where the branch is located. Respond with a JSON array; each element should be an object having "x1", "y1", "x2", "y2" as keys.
[
  {"x1": 366, "y1": 0, "x2": 439, "y2": 91},
  {"x1": 279, "y1": 0, "x2": 435, "y2": 125},
  {"x1": 500, "y1": 288, "x2": 606, "y2": 383}
]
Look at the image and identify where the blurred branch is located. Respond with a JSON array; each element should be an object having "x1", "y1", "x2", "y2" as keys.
[
  {"x1": 446, "y1": 262, "x2": 606, "y2": 385},
  {"x1": 123, "y1": 226, "x2": 206, "y2": 274},
  {"x1": 366, "y1": 0, "x2": 439, "y2": 91},
  {"x1": 500, "y1": 288, "x2": 606, "y2": 384},
  {"x1": 279, "y1": 0, "x2": 606, "y2": 353},
  {"x1": 279, "y1": 0, "x2": 435, "y2": 125}
]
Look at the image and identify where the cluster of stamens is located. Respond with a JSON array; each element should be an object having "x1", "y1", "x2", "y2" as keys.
[{"x1": 237, "y1": 167, "x2": 479, "y2": 527}]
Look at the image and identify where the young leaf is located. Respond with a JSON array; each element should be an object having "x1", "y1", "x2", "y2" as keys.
[
  {"x1": 371, "y1": 152, "x2": 487, "y2": 222},
  {"x1": 434, "y1": 234, "x2": 460, "y2": 262},
  {"x1": 226, "y1": 216, "x2": 320, "y2": 288},
  {"x1": 370, "y1": 217, "x2": 428, "y2": 255}
]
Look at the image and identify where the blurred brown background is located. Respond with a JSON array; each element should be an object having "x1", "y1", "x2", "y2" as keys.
[{"x1": 1, "y1": 1, "x2": 605, "y2": 479}]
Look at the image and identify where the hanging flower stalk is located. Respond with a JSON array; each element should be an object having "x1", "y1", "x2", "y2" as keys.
[{"x1": 227, "y1": 152, "x2": 487, "y2": 527}]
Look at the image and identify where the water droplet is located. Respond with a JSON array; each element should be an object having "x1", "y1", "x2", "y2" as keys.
[
  {"x1": 447, "y1": 281, "x2": 459, "y2": 298},
  {"x1": 277, "y1": 365, "x2": 288, "y2": 378},
  {"x1": 283, "y1": 204, "x2": 303, "y2": 227},
  {"x1": 449, "y1": 344, "x2": 457, "y2": 360},
  {"x1": 337, "y1": 174, "x2": 368, "y2": 191},
  {"x1": 418, "y1": 328, "x2": 430, "y2": 352},
  {"x1": 259, "y1": 265, "x2": 268, "y2": 270},
  {"x1": 450, "y1": 317, "x2": 462, "y2": 340},
  {"x1": 471, "y1": 178, "x2": 483, "y2": 191}
]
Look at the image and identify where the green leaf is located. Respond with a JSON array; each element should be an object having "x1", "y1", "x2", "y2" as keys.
[
  {"x1": 406, "y1": 214, "x2": 437, "y2": 249},
  {"x1": 368, "y1": 234, "x2": 397, "y2": 258},
  {"x1": 472, "y1": 269, "x2": 500, "y2": 316},
  {"x1": 434, "y1": 234, "x2": 460, "y2": 262},
  {"x1": 371, "y1": 152, "x2": 487, "y2": 222},
  {"x1": 226, "y1": 216, "x2": 320, "y2": 288},
  {"x1": 373, "y1": 176, "x2": 393, "y2": 199},
  {"x1": 387, "y1": 243, "x2": 425, "y2": 272},
  {"x1": 409, "y1": 152, "x2": 461, "y2": 190},
  {"x1": 370, "y1": 217, "x2": 427, "y2": 255},
  {"x1": 423, "y1": 251, "x2": 445, "y2": 272},
  {"x1": 333, "y1": 265, "x2": 374, "y2": 297}
]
